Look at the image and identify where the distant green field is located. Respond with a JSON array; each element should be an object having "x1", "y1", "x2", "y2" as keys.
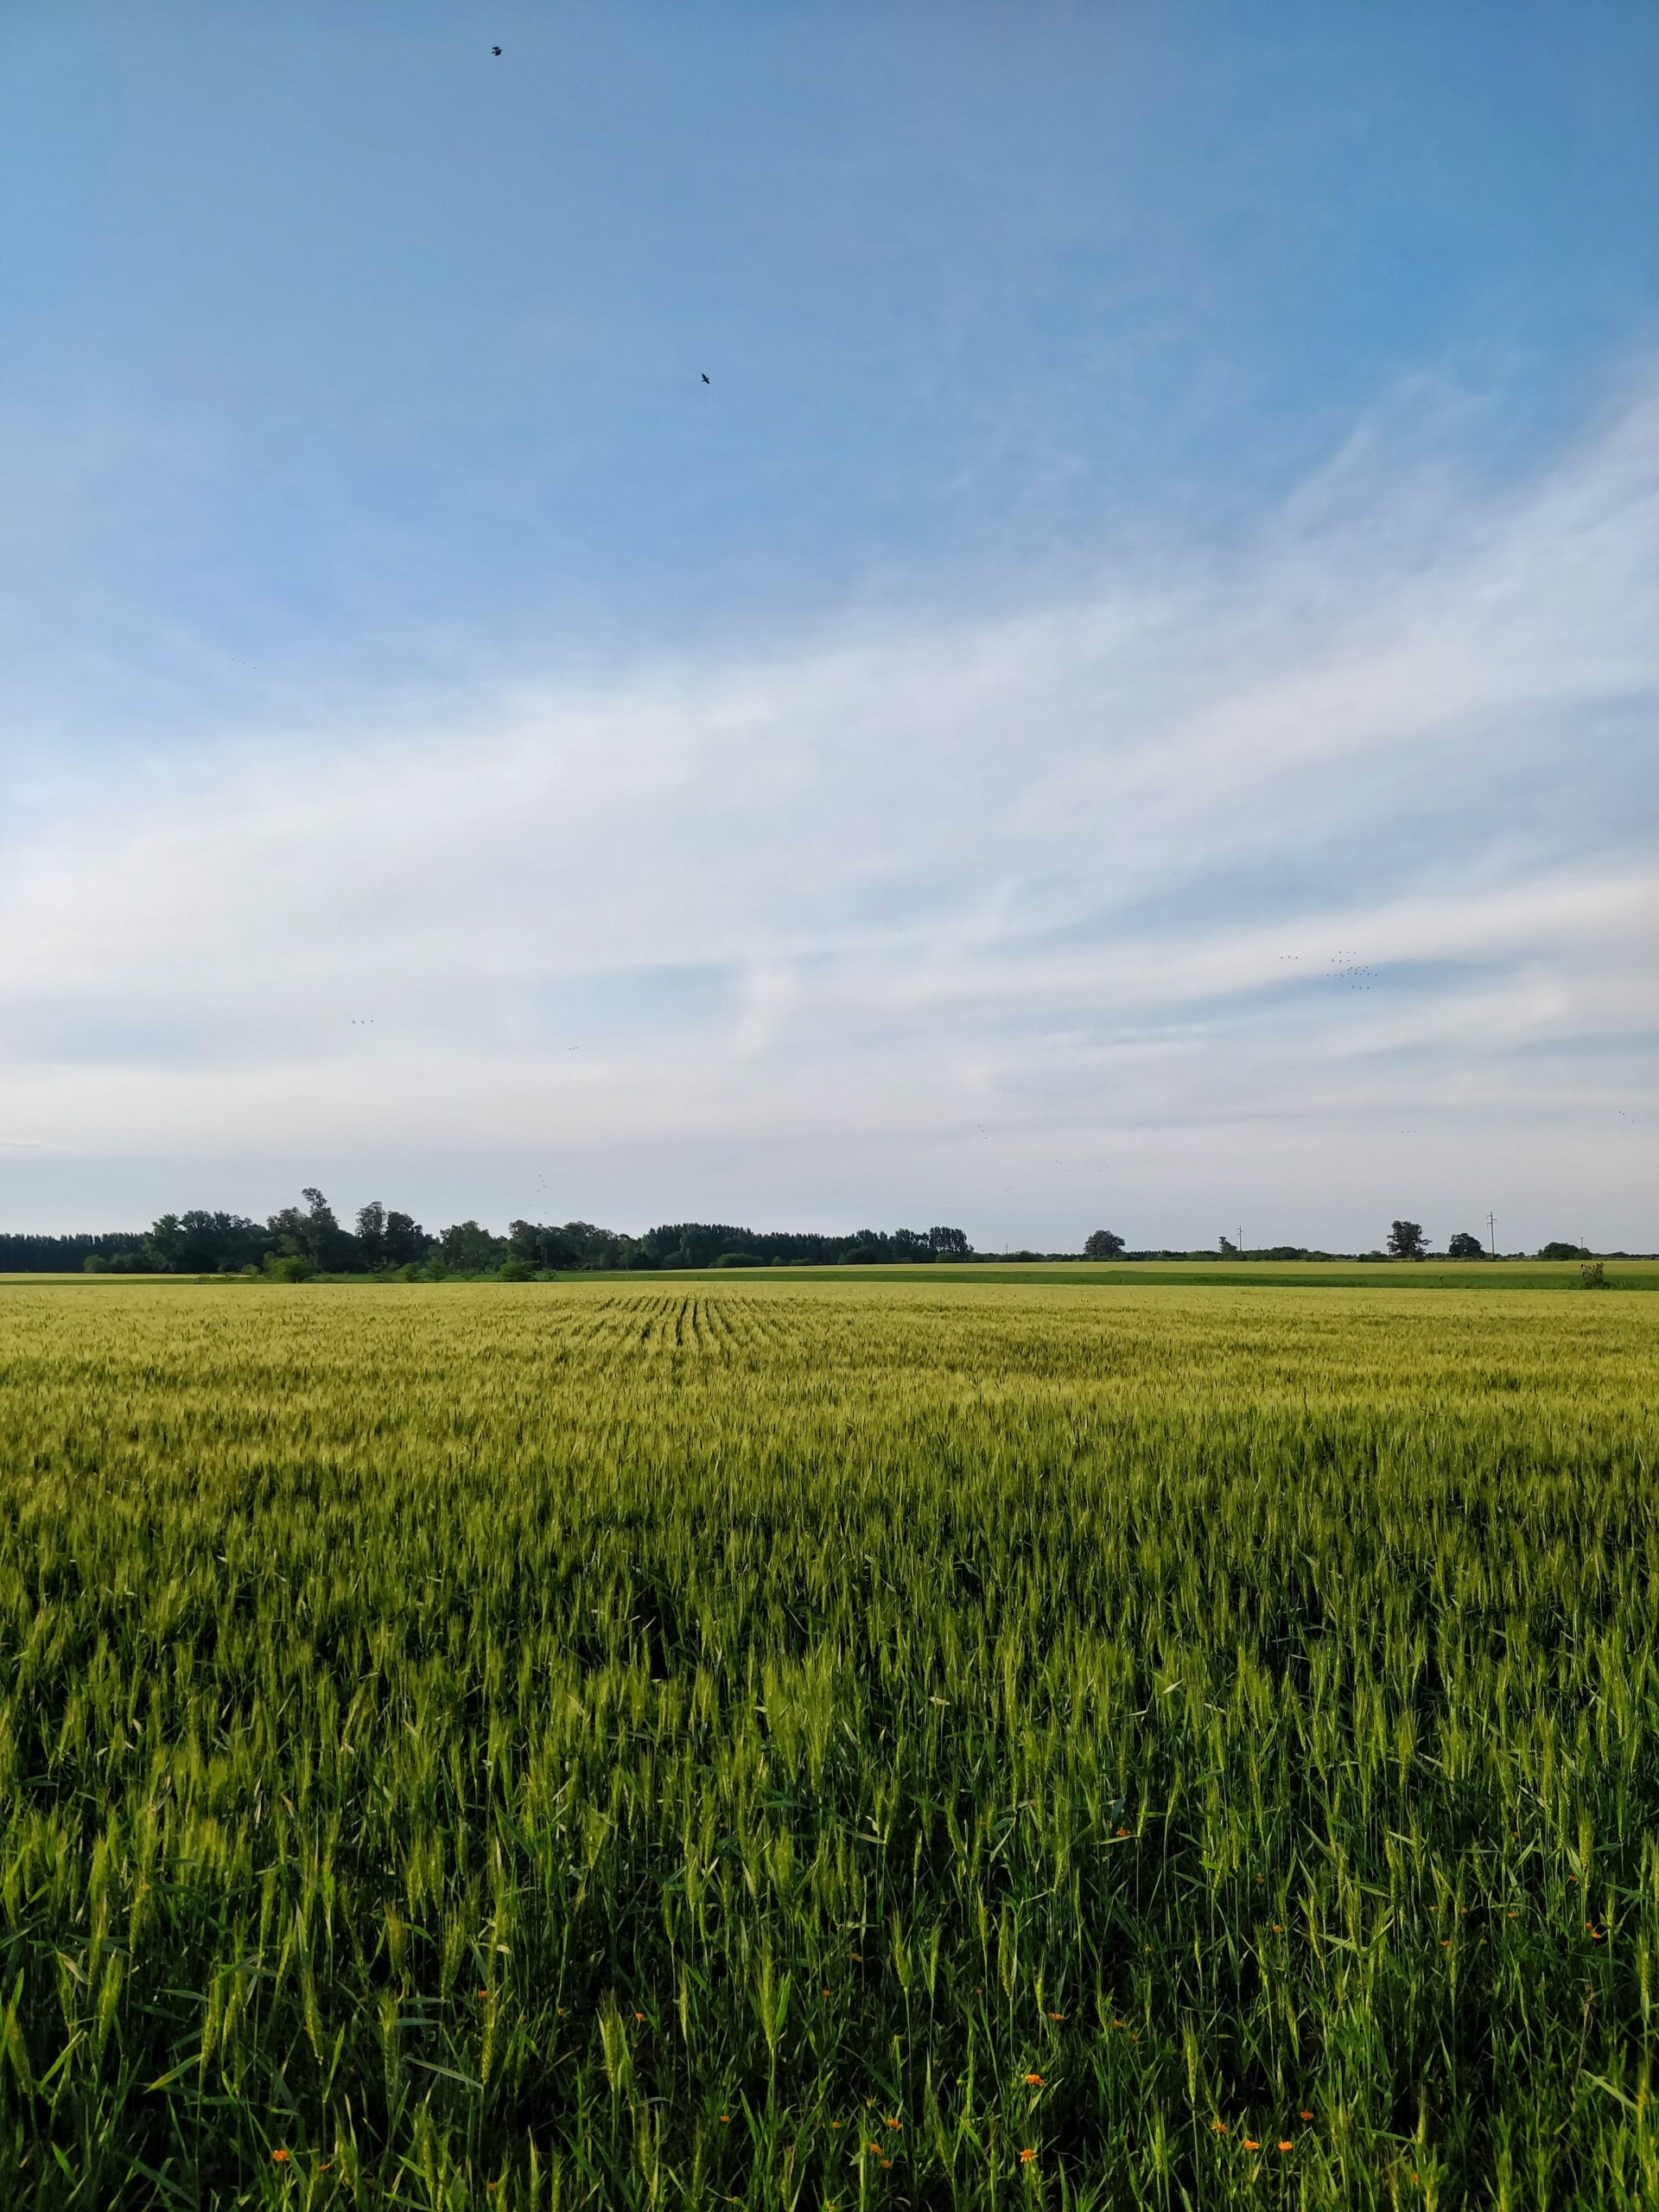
[
  {"x1": 642, "y1": 1257, "x2": 1659, "y2": 1292},
  {"x1": 2, "y1": 1276, "x2": 1656, "y2": 2208}
]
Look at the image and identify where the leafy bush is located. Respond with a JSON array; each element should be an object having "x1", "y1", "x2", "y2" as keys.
[{"x1": 263, "y1": 1253, "x2": 315, "y2": 1282}]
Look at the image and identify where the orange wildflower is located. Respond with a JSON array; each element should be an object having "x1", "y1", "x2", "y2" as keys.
[
  {"x1": 1024, "y1": 2072, "x2": 1043, "y2": 2085},
  {"x1": 271, "y1": 2148, "x2": 291, "y2": 2164},
  {"x1": 1020, "y1": 2148, "x2": 1038, "y2": 2164},
  {"x1": 885, "y1": 2116, "x2": 900, "y2": 2129},
  {"x1": 1211, "y1": 2119, "x2": 1229, "y2": 2134},
  {"x1": 1278, "y1": 2140, "x2": 1294, "y2": 2152},
  {"x1": 1242, "y1": 2138, "x2": 1261, "y2": 2152},
  {"x1": 719, "y1": 2113, "x2": 730, "y2": 2124},
  {"x1": 1299, "y1": 2109, "x2": 1313, "y2": 2121}
]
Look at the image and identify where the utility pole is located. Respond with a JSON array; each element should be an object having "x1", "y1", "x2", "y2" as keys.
[{"x1": 1487, "y1": 1211, "x2": 1496, "y2": 1261}]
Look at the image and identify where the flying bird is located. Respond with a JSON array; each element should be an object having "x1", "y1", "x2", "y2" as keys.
[
  {"x1": 492, "y1": 46, "x2": 502, "y2": 57},
  {"x1": 701, "y1": 372, "x2": 710, "y2": 384}
]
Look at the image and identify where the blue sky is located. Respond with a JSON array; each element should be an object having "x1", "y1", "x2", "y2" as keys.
[{"x1": 3, "y1": 0, "x2": 1656, "y2": 1249}]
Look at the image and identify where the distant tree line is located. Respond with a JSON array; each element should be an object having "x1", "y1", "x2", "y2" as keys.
[
  {"x1": 0, "y1": 1231, "x2": 148, "y2": 1273},
  {"x1": 28, "y1": 1193, "x2": 978, "y2": 1278},
  {"x1": 2, "y1": 1205, "x2": 1639, "y2": 1276},
  {"x1": 637, "y1": 1223, "x2": 972, "y2": 1269},
  {"x1": 1386, "y1": 1224, "x2": 1624, "y2": 1263}
]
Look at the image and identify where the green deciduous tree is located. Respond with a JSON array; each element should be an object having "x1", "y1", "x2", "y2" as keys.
[
  {"x1": 439, "y1": 1221, "x2": 508, "y2": 1274},
  {"x1": 267, "y1": 1189, "x2": 350, "y2": 1271},
  {"x1": 145, "y1": 1211, "x2": 270, "y2": 1274}
]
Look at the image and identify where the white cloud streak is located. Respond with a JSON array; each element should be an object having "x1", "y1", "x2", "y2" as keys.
[{"x1": 3, "y1": 383, "x2": 1656, "y2": 1245}]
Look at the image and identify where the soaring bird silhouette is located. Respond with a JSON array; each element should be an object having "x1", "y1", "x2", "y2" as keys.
[
  {"x1": 492, "y1": 45, "x2": 502, "y2": 57},
  {"x1": 701, "y1": 372, "x2": 710, "y2": 384}
]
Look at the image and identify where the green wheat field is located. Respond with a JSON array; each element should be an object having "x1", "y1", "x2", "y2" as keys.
[{"x1": 2, "y1": 1278, "x2": 1656, "y2": 2210}]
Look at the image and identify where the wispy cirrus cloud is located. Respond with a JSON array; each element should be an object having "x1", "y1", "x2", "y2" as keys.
[{"x1": 3, "y1": 381, "x2": 1656, "y2": 1246}]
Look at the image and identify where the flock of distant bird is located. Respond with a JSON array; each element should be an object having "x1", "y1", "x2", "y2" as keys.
[{"x1": 1274, "y1": 951, "x2": 1377, "y2": 989}]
